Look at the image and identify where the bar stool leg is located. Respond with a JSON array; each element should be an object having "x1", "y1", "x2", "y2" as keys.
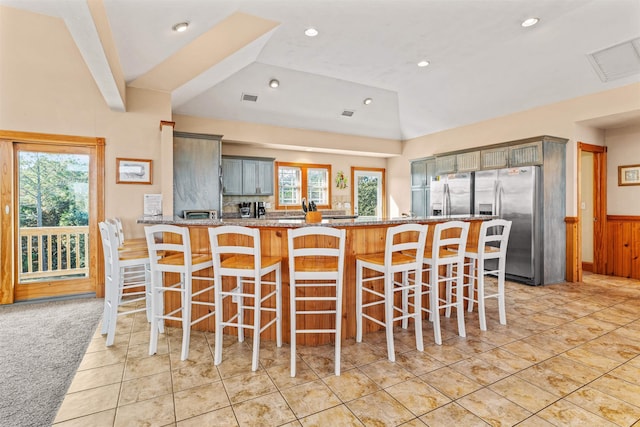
[
  {"x1": 430, "y1": 265, "x2": 442, "y2": 345},
  {"x1": 252, "y1": 276, "x2": 262, "y2": 372},
  {"x1": 181, "y1": 273, "x2": 192, "y2": 361},
  {"x1": 498, "y1": 258, "x2": 507, "y2": 325},
  {"x1": 355, "y1": 260, "x2": 363, "y2": 342},
  {"x1": 237, "y1": 277, "x2": 244, "y2": 342},
  {"x1": 455, "y1": 264, "x2": 466, "y2": 338},
  {"x1": 384, "y1": 272, "x2": 396, "y2": 362},
  {"x1": 275, "y1": 265, "x2": 282, "y2": 347}
]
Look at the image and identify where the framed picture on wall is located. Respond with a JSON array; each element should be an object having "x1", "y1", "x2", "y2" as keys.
[
  {"x1": 618, "y1": 164, "x2": 640, "y2": 186},
  {"x1": 116, "y1": 158, "x2": 152, "y2": 184}
]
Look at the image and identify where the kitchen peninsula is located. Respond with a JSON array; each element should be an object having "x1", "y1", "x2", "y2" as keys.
[{"x1": 138, "y1": 214, "x2": 490, "y2": 345}]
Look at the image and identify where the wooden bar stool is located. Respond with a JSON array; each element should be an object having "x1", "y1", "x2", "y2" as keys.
[
  {"x1": 356, "y1": 223, "x2": 428, "y2": 362},
  {"x1": 421, "y1": 221, "x2": 469, "y2": 345},
  {"x1": 288, "y1": 226, "x2": 346, "y2": 377},
  {"x1": 145, "y1": 225, "x2": 215, "y2": 361},
  {"x1": 462, "y1": 219, "x2": 512, "y2": 330},
  {"x1": 99, "y1": 221, "x2": 150, "y2": 346},
  {"x1": 208, "y1": 225, "x2": 282, "y2": 372}
]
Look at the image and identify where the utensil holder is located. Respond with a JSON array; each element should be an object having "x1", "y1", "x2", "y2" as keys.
[{"x1": 305, "y1": 211, "x2": 322, "y2": 223}]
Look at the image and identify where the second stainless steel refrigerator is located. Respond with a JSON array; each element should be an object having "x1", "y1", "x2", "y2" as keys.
[{"x1": 475, "y1": 167, "x2": 541, "y2": 285}]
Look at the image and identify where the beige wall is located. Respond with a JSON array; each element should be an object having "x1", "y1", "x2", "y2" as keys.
[
  {"x1": 394, "y1": 84, "x2": 640, "y2": 218},
  {"x1": 0, "y1": 6, "x2": 171, "y2": 238},
  {"x1": 606, "y1": 122, "x2": 640, "y2": 215}
]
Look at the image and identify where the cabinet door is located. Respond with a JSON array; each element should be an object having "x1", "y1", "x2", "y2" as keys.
[
  {"x1": 411, "y1": 161, "x2": 427, "y2": 187},
  {"x1": 242, "y1": 160, "x2": 260, "y2": 195},
  {"x1": 257, "y1": 160, "x2": 274, "y2": 195},
  {"x1": 222, "y1": 158, "x2": 243, "y2": 195},
  {"x1": 435, "y1": 155, "x2": 456, "y2": 175},
  {"x1": 411, "y1": 188, "x2": 429, "y2": 217}
]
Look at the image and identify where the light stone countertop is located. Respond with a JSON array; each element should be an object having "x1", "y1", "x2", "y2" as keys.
[{"x1": 137, "y1": 214, "x2": 493, "y2": 228}]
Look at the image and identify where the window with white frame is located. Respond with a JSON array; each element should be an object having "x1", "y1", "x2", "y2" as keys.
[{"x1": 276, "y1": 162, "x2": 331, "y2": 209}]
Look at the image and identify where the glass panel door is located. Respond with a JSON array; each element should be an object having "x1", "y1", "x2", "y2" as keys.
[
  {"x1": 15, "y1": 144, "x2": 94, "y2": 300},
  {"x1": 352, "y1": 168, "x2": 385, "y2": 219}
]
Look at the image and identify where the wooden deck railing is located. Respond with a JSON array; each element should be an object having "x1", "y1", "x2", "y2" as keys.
[{"x1": 19, "y1": 226, "x2": 89, "y2": 281}]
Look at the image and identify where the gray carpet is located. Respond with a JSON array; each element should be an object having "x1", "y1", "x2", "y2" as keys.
[{"x1": 0, "y1": 297, "x2": 103, "y2": 427}]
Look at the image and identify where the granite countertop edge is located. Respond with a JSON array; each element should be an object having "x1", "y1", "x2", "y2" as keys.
[{"x1": 137, "y1": 215, "x2": 494, "y2": 228}]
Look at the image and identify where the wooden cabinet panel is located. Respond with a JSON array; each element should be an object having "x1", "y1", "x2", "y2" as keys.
[
  {"x1": 606, "y1": 216, "x2": 640, "y2": 279},
  {"x1": 223, "y1": 157, "x2": 274, "y2": 196},
  {"x1": 221, "y1": 157, "x2": 243, "y2": 195}
]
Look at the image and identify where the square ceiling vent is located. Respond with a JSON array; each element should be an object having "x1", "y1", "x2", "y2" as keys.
[{"x1": 587, "y1": 38, "x2": 640, "y2": 82}]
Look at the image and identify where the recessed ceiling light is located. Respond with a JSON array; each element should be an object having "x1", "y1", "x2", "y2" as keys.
[
  {"x1": 417, "y1": 60, "x2": 430, "y2": 67},
  {"x1": 269, "y1": 79, "x2": 280, "y2": 88},
  {"x1": 363, "y1": 98, "x2": 373, "y2": 105},
  {"x1": 304, "y1": 27, "x2": 319, "y2": 37},
  {"x1": 521, "y1": 17, "x2": 539, "y2": 27},
  {"x1": 172, "y1": 22, "x2": 189, "y2": 32}
]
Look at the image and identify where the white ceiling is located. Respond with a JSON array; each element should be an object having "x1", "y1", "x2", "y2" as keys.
[{"x1": 3, "y1": 0, "x2": 640, "y2": 141}]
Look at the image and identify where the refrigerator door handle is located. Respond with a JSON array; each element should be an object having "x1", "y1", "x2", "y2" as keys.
[
  {"x1": 443, "y1": 183, "x2": 451, "y2": 216},
  {"x1": 495, "y1": 180, "x2": 503, "y2": 217}
]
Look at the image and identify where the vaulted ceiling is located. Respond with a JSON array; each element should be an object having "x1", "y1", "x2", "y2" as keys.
[{"x1": 3, "y1": 0, "x2": 640, "y2": 141}]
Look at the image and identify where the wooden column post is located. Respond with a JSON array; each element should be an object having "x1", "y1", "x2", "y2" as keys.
[{"x1": 159, "y1": 121, "x2": 175, "y2": 217}]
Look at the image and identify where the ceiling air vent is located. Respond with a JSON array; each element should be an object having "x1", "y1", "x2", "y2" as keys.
[
  {"x1": 241, "y1": 93, "x2": 258, "y2": 102},
  {"x1": 587, "y1": 38, "x2": 640, "y2": 82},
  {"x1": 341, "y1": 110, "x2": 354, "y2": 117}
]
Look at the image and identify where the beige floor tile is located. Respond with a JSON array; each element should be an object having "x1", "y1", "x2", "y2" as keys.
[
  {"x1": 171, "y1": 361, "x2": 221, "y2": 392},
  {"x1": 419, "y1": 402, "x2": 488, "y2": 426},
  {"x1": 394, "y1": 350, "x2": 445, "y2": 376},
  {"x1": 232, "y1": 391, "x2": 297, "y2": 427},
  {"x1": 457, "y1": 388, "x2": 531, "y2": 426},
  {"x1": 576, "y1": 338, "x2": 640, "y2": 363},
  {"x1": 476, "y1": 348, "x2": 533, "y2": 374},
  {"x1": 590, "y1": 374, "x2": 640, "y2": 407},
  {"x1": 536, "y1": 355, "x2": 601, "y2": 384},
  {"x1": 609, "y1": 361, "x2": 640, "y2": 386},
  {"x1": 302, "y1": 352, "x2": 352, "y2": 378},
  {"x1": 323, "y1": 368, "x2": 381, "y2": 402},
  {"x1": 347, "y1": 390, "x2": 415, "y2": 426},
  {"x1": 420, "y1": 367, "x2": 483, "y2": 399},
  {"x1": 299, "y1": 404, "x2": 364, "y2": 426},
  {"x1": 488, "y1": 376, "x2": 558, "y2": 413},
  {"x1": 500, "y1": 340, "x2": 556, "y2": 364},
  {"x1": 78, "y1": 347, "x2": 128, "y2": 371},
  {"x1": 173, "y1": 381, "x2": 230, "y2": 421},
  {"x1": 512, "y1": 415, "x2": 555, "y2": 427},
  {"x1": 537, "y1": 399, "x2": 618, "y2": 427},
  {"x1": 561, "y1": 346, "x2": 622, "y2": 372},
  {"x1": 123, "y1": 353, "x2": 171, "y2": 380},
  {"x1": 176, "y1": 406, "x2": 238, "y2": 427},
  {"x1": 67, "y1": 363, "x2": 125, "y2": 393},
  {"x1": 514, "y1": 365, "x2": 582, "y2": 397},
  {"x1": 53, "y1": 409, "x2": 116, "y2": 427},
  {"x1": 385, "y1": 377, "x2": 451, "y2": 416},
  {"x1": 128, "y1": 339, "x2": 169, "y2": 359},
  {"x1": 224, "y1": 371, "x2": 278, "y2": 404},
  {"x1": 268, "y1": 359, "x2": 320, "y2": 390},
  {"x1": 54, "y1": 383, "x2": 120, "y2": 423},
  {"x1": 449, "y1": 357, "x2": 511, "y2": 386},
  {"x1": 281, "y1": 379, "x2": 342, "y2": 418},
  {"x1": 119, "y1": 371, "x2": 173, "y2": 406},
  {"x1": 114, "y1": 393, "x2": 175, "y2": 427},
  {"x1": 358, "y1": 358, "x2": 415, "y2": 388},
  {"x1": 520, "y1": 332, "x2": 574, "y2": 355},
  {"x1": 565, "y1": 386, "x2": 640, "y2": 426},
  {"x1": 341, "y1": 340, "x2": 388, "y2": 366},
  {"x1": 420, "y1": 342, "x2": 471, "y2": 364}
]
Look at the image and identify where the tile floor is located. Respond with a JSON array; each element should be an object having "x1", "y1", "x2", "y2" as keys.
[{"x1": 54, "y1": 273, "x2": 640, "y2": 426}]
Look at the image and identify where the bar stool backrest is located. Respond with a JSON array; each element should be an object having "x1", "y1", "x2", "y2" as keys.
[
  {"x1": 477, "y1": 219, "x2": 512, "y2": 259},
  {"x1": 145, "y1": 224, "x2": 193, "y2": 274},
  {"x1": 288, "y1": 226, "x2": 346, "y2": 281},
  {"x1": 430, "y1": 220, "x2": 470, "y2": 264},
  {"x1": 99, "y1": 221, "x2": 119, "y2": 285},
  {"x1": 386, "y1": 223, "x2": 428, "y2": 273},
  {"x1": 208, "y1": 225, "x2": 260, "y2": 274}
]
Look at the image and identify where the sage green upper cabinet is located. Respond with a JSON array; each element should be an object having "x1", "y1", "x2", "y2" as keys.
[
  {"x1": 242, "y1": 159, "x2": 274, "y2": 195},
  {"x1": 222, "y1": 156, "x2": 275, "y2": 196},
  {"x1": 221, "y1": 157, "x2": 243, "y2": 195},
  {"x1": 410, "y1": 157, "x2": 435, "y2": 217},
  {"x1": 455, "y1": 151, "x2": 480, "y2": 172}
]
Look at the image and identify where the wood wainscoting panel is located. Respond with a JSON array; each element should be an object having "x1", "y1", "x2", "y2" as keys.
[
  {"x1": 606, "y1": 216, "x2": 640, "y2": 279},
  {"x1": 565, "y1": 217, "x2": 579, "y2": 283}
]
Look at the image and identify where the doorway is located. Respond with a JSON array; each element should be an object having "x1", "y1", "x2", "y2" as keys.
[
  {"x1": 351, "y1": 167, "x2": 386, "y2": 219},
  {"x1": 0, "y1": 131, "x2": 104, "y2": 303},
  {"x1": 577, "y1": 142, "x2": 607, "y2": 282}
]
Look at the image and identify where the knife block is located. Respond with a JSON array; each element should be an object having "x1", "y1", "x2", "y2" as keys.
[{"x1": 305, "y1": 211, "x2": 322, "y2": 223}]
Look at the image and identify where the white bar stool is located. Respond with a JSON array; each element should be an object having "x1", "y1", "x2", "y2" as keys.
[
  {"x1": 421, "y1": 221, "x2": 469, "y2": 345},
  {"x1": 462, "y1": 219, "x2": 512, "y2": 330},
  {"x1": 98, "y1": 221, "x2": 150, "y2": 346},
  {"x1": 208, "y1": 225, "x2": 282, "y2": 372},
  {"x1": 145, "y1": 224, "x2": 215, "y2": 361},
  {"x1": 109, "y1": 217, "x2": 147, "y2": 250},
  {"x1": 356, "y1": 223, "x2": 428, "y2": 362},
  {"x1": 288, "y1": 226, "x2": 346, "y2": 377}
]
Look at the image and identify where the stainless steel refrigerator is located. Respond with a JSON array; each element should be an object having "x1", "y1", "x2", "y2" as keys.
[
  {"x1": 475, "y1": 167, "x2": 541, "y2": 284},
  {"x1": 430, "y1": 172, "x2": 473, "y2": 216}
]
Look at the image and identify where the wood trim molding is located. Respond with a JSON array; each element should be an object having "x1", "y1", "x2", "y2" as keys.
[
  {"x1": 565, "y1": 216, "x2": 580, "y2": 283},
  {"x1": 0, "y1": 130, "x2": 104, "y2": 146},
  {"x1": 607, "y1": 215, "x2": 640, "y2": 222},
  {"x1": 0, "y1": 140, "x2": 14, "y2": 303},
  {"x1": 350, "y1": 167, "x2": 387, "y2": 217},
  {"x1": 159, "y1": 120, "x2": 176, "y2": 130}
]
